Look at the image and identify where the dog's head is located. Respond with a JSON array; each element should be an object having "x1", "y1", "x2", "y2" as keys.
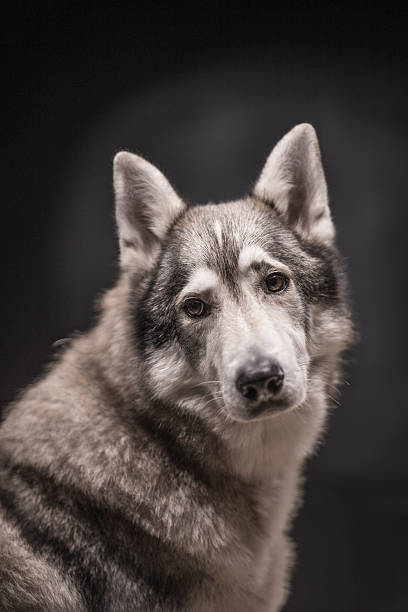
[{"x1": 113, "y1": 124, "x2": 352, "y2": 423}]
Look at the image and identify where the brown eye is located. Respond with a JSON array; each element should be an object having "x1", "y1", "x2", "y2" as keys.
[
  {"x1": 184, "y1": 298, "x2": 207, "y2": 318},
  {"x1": 265, "y1": 272, "x2": 289, "y2": 293}
]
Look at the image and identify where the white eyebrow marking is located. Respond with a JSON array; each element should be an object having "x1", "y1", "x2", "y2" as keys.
[
  {"x1": 238, "y1": 245, "x2": 275, "y2": 272},
  {"x1": 214, "y1": 220, "x2": 223, "y2": 247},
  {"x1": 180, "y1": 266, "x2": 219, "y2": 298}
]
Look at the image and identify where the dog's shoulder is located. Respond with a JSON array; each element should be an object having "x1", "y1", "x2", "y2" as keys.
[{"x1": 0, "y1": 513, "x2": 85, "y2": 611}]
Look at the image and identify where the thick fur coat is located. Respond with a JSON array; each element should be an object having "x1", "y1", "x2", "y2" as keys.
[{"x1": 0, "y1": 124, "x2": 353, "y2": 611}]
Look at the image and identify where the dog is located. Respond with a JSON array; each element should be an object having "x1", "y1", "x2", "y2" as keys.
[{"x1": 0, "y1": 123, "x2": 353, "y2": 611}]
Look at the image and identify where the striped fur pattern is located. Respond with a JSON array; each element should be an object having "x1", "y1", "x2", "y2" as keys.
[{"x1": 0, "y1": 124, "x2": 353, "y2": 611}]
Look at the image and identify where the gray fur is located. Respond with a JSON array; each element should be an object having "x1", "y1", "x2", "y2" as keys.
[{"x1": 0, "y1": 124, "x2": 353, "y2": 611}]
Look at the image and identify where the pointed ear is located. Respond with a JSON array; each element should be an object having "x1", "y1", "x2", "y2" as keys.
[
  {"x1": 253, "y1": 123, "x2": 335, "y2": 244},
  {"x1": 113, "y1": 152, "x2": 186, "y2": 268}
]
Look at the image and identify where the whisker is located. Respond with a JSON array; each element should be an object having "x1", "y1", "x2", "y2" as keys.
[
  {"x1": 327, "y1": 393, "x2": 341, "y2": 406},
  {"x1": 191, "y1": 380, "x2": 221, "y2": 389},
  {"x1": 197, "y1": 391, "x2": 222, "y2": 402},
  {"x1": 200, "y1": 396, "x2": 223, "y2": 411},
  {"x1": 325, "y1": 382, "x2": 339, "y2": 391}
]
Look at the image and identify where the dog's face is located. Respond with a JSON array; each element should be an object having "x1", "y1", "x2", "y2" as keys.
[{"x1": 114, "y1": 124, "x2": 351, "y2": 422}]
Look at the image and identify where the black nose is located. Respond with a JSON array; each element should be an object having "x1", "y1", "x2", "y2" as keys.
[{"x1": 236, "y1": 359, "x2": 284, "y2": 402}]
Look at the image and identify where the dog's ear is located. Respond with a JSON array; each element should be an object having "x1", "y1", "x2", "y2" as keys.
[
  {"x1": 253, "y1": 123, "x2": 334, "y2": 244},
  {"x1": 113, "y1": 152, "x2": 186, "y2": 268}
]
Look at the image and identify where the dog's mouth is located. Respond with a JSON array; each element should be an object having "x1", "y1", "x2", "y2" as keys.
[
  {"x1": 248, "y1": 397, "x2": 293, "y2": 416},
  {"x1": 214, "y1": 380, "x2": 307, "y2": 424},
  {"x1": 226, "y1": 398, "x2": 298, "y2": 423}
]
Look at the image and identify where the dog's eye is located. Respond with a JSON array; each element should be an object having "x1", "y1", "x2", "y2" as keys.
[
  {"x1": 183, "y1": 298, "x2": 207, "y2": 318},
  {"x1": 265, "y1": 272, "x2": 289, "y2": 293}
]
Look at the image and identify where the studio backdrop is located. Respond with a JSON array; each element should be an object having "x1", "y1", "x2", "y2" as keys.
[{"x1": 2, "y1": 4, "x2": 407, "y2": 611}]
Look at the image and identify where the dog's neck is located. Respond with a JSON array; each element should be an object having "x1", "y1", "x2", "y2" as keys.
[{"x1": 175, "y1": 391, "x2": 323, "y2": 486}]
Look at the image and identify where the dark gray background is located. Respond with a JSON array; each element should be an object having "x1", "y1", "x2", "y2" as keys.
[{"x1": 2, "y1": 2, "x2": 407, "y2": 610}]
